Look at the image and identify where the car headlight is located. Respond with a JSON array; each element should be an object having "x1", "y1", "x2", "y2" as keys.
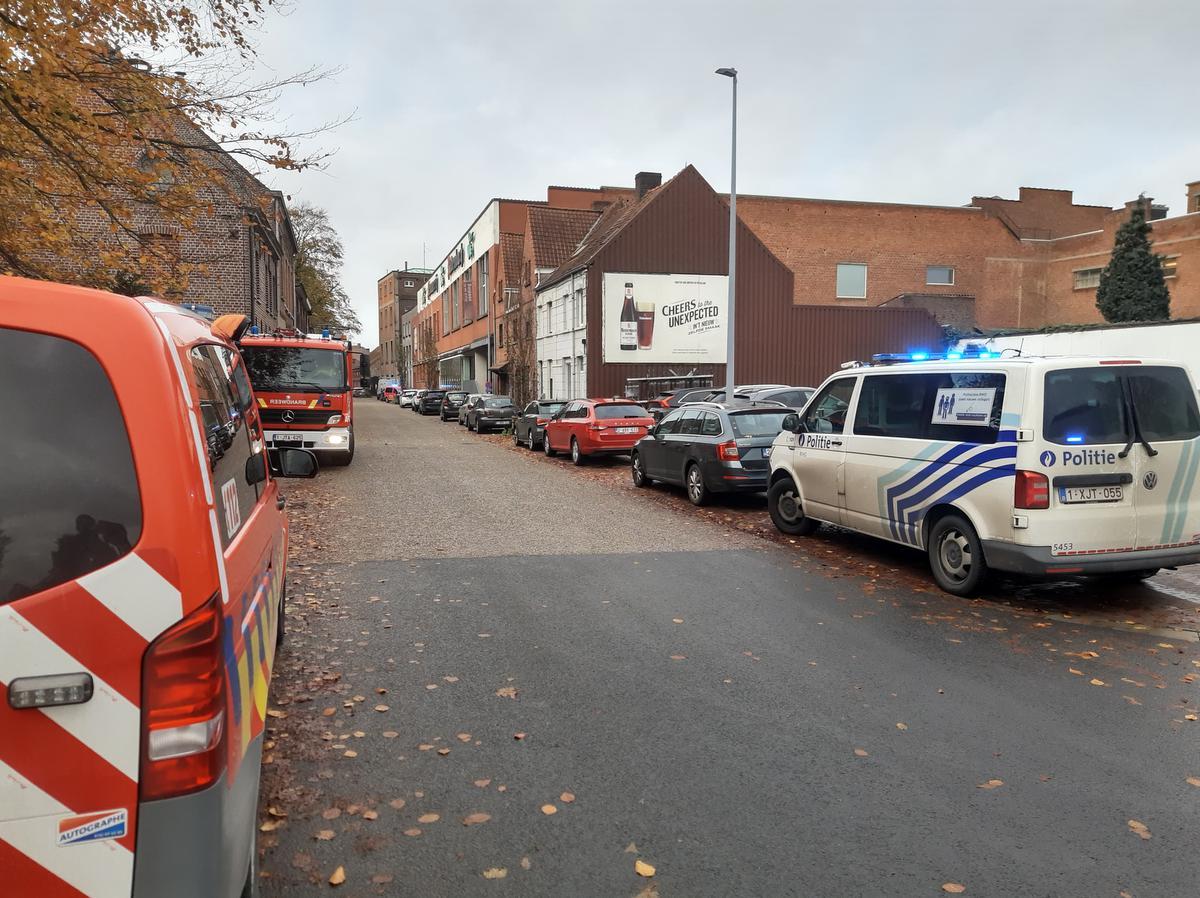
[{"x1": 327, "y1": 434, "x2": 346, "y2": 445}]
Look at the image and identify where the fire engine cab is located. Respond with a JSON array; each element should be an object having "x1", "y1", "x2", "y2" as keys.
[{"x1": 238, "y1": 328, "x2": 356, "y2": 466}]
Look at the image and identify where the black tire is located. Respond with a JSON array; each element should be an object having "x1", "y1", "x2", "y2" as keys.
[
  {"x1": 927, "y1": 513, "x2": 988, "y2": 597},
  {"x1": 571, "y1": 438, "x2": 585, "y2": 466},
  {"x1": 767, "y1": 477, "x2": 819, "y2": 536},
  {"x1": 527, "y1": 429, "x2": 537, "y2": 451},
  {"x1": 685, "y1": 463, "x2": 710, "y2": 506},
  {"x1": 544, "y1": 433, "x2": 556, "y2": 457},
  {"x1": 512, "y1": 427, "x2": 520, "y2": 445},
  {"x1": 468, "y1": 417, "x2": 475, "y2": 432},
  {"x1": 632, "y1": 451, "x2": 652, "y2": 487}
]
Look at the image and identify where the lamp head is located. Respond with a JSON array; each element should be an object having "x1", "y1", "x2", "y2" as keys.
[{"x1": 715, "y1": 67, "x2": 737, "y2": 78}]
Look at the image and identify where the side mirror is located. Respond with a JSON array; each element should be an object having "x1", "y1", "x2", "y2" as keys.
[
  {"x1": 245, "y1": 451, "x2": 268, "y2": 486},
  {"x1": 269, "y1": 447, "x2": 319, "y2": 478},
  {"x1": 782, "y1": 413, "x2": 803, "y2": 434}
]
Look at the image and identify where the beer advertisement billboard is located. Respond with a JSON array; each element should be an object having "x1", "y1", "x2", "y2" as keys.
[{"x1": 601, "y1": 273, "x2": 729, "y2": 364}]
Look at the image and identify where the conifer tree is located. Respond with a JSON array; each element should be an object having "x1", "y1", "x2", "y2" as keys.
[{"x1": 1096, "y1": 201, "x2": 1171, "y2": 322}]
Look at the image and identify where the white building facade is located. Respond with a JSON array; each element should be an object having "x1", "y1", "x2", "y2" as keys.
[{"x1": 535, "y1": 268, "x2": 588, "y2": 400}]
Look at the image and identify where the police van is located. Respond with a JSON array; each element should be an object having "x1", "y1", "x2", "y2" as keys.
[
  {"x1": 766, "y1": 351, "x2": 1200, "y2": 595},
  {"x1": 1, "y1": 278, "x2": 316, "y2": 897}
]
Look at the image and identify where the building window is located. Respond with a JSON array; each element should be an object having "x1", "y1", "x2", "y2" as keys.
[
  {"x1": 498, "y1": 322, "x2": 504, "y2": 347},
  {"x1": 836, "y1": 263, "x2": 867, "y2": 299},
  {"x1": 479, "y1": 254, "x2": 489, "y2": 316},
  {"x1": 573, "y1": 288, "x2": 585, "y2": 327},
  {"x1": 463, "y1": 268, "x2": 473, "y2": 321},
  {"x1": 1073, "y1": 268, "x2": 1102, "y2": 290},
  {"x1": 404, "y1": 280, "x2": 415, "y2": 288},
  {"x1": 1163, "y1": 256, "x2": 1178, "y2": 279},
  {"x1": 504, "y1": 287, "x2": 518, "y2": 310},
  {"x1": 451, "y1": 280, "x2": 460, "y2": 330},
  {"x1": 926, "y1": 265, "x2": 955, "y2": 286},
  {"x1": 544, "y1": 301, "x2": 553, "y2": 336},
  {"x1": 441, "y1": 295, "x2": 450, "y2": 335}
]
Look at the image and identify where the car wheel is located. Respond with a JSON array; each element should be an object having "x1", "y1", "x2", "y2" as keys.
[
  {"x1": 685, "y1": 463, "x2": 709, "y2": 506},
  {"x1": 632, "y1": 452, "x2": 652, "y2": 488},
  {"x1": 571, "y1": 438, "x2": 584, "y2": 466},
  {"x1": 527, "y1": 430, "x2": 537, "y2": 451},
  {"x1": 927, "y1": 513, "x2": 988, "y2": 597},
  {"x1": 468, "y1": 418, "x2": 475, "y2": 432},
  {"x1": 543, "y1": 433, "x2": 556, "y2": 457},
  {"x1": 767, "y1": 477, "x2": 819, "y2": 536},
  {"x1": 512, "y1": 427, "x2": 520, "y2": 445}
]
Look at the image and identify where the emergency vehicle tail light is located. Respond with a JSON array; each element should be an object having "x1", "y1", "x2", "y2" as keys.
[
  {"x1": 717, "y1": 440, "x2": 741, "y2": 461},
  {"x1": 1014, "y1": 470, "x2": 1050, "y2": 510},
  {"x1": 140, "y1": 593, "x2": 226, "y2": 801}
]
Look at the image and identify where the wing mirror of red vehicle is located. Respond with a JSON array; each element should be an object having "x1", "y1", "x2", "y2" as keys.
[
  {"x1": 269, "y1": 447, "x2": 319, "y2": 478},
  {"x1": 781, "y1": 413, "x2": 805, "y2": 434},
  {"x1": 245, "y1": 451, "x2": 268, "y2": 486}
]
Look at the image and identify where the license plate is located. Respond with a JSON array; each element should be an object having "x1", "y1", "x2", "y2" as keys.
[
  {"x1": 1059, "y1": 485, "x2": 1123, "y2": 504},
  {"x1": 615, "y1": 427, "x2": 638, "y2": 434},
  {"x1": 274, "y1": 433, "x2": 303, "y2": 444}
]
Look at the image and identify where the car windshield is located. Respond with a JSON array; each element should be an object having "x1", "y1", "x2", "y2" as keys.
[
  {"x1": 485, "y1": 398, "x2": 513, "y2": 409},
  {"x1": 241, "y1": 346, "x2": 345, "y2": 393},
  {"x1": 595, "y1": 403, "x2": 651, "y2": 420},
  {"x1": 539, "y1": 402, "x2": 565, "y2": 415},
  {"x1": 426, "y1": 391, "x2": 445, "y2": 399},
  {"x1": 446, "y1": 392, "x2": 467, "y2": 400},
  {"x1": 730, "y1": 411, "x2": 791, "y2": 438}
]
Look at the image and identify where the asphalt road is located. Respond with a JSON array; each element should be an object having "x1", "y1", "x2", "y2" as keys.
[{"x1": 258, "y1": 400, "x2": 1200, "y2": 898}]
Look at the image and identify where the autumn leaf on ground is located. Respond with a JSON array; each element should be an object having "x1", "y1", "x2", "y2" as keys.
[
  {"x1": 1090, "y1": 678, "x2": 1107, "y2": 687},
  {"x1": 977, "y1": 779, "x2": 1004, "y2": 790},
  {"x1": 383, "y1": 731, "x2": 399, "y2": 738},
  {"x1": 443, "y1": 676, "x2": 459, "y2": 683},
  {"x1": 322, "y1": 708, "x2": 337, "y2": 717},
  {"x1": 496, "y1": 686, "x2": 519, "y2": 699},
  {"x1": 266, "y1": 709, "x2": 286, "y2": 719},
  {"x1": 520, "y1": 857, "x2": 532, "y2": 870},
  {"x1": 417, "y1": 813, "x2": 440, "y2": 824},
  {"x1": 462, "y1": 812, "x2": 492, "y2": 826},
  {"x1": 941, "y1": 884, "x2": 965, "y2": 894},
  {"x1": 314, "y1": 830, "x2": 335, "y2": 841},
  {"x1": 541, "y1": 804, "x2": 557, "y2": 815},
  {"x1": 329, "y1": 866, "x2": 346, "y2": 886},
  {"x1": 853, "y1": 748, "x2": 869, "y2": 758},
  {"x1": 669, "y1": 654, "x2": 687, "y2": 661},
  {"x1": 371, "y1": 874, "x2": 394, "y2": 885},
  {"x1": 321, "y1": 808, "x2": 341, "y2": 820},
  {"x1": 474, "y1": 779, "x2": 492, "y2": 788},
  {"x1": 560, "y1": 791, "x2": 575, "y2": 803},
  {"x1": 635, "y1": 859, "x2": 656, "y2": 877},
  {"x1": 514, "y1": 732, "x2": 526, "y2": 740},
  {"x1": 343, "y1": 749, "x2": 357, "y2": 758},
  {"x1": 418, "y1": 744, "x2": 434, "y2": 751},
  {"x1": 362, "y1": 809, "x2": 378, "y2": 821},
  {"x1": 672, "y1": 618, "x2": 684, "y2": 624},
  {"x1": 896, "y1": 723, "x2": 908, "y2": 731},
  {"x1": 437, "y1": 747, "x2": 451, "y2": 756},
  {"x1": 625, "y1": 842, "x2": 639, "y2": 854},
  {"x1": 1068, "y1": 668, "x2": 1083, "y2": 676},
  {"x1": 389, "y1": 798, "x2": 406, "y2": 810},
  {"x1": 374, "y1": 704, "x2": 389, "y2": 712},
  {"x1": 1187, "y1": 776, "x2": 1200, "y2": 788},
  {"x1": 482, "y1": 868, "x2": 508, "y2": 879},
  {"x1": 259, "y1": 820, "x2": 281, "y2": 832},
  {"x1": 403, "y1": 828, "x2": 422, "y2": 837},
  {"x1": 456, "y1": 732, "x2": 472, "y2": 742},
  {"x1": 1128, "y1": 819, "x2": 1151, "y2": 840}
]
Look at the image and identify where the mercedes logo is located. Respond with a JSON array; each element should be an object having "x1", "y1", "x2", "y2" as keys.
[
  {"x1": 1143, "y1": 471, "x2": 1158, "y2": 490},
  {"x1": 281, "y1": 410, "x2": 295, "y2": 423}
]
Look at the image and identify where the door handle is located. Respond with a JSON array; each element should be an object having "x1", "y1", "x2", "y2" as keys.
[
  {"x1": 277, "y1": 494, "x2": 286, "y2": 511},
  {"x1": 830, "y1": 440, "x2": 843, "y2": 447}
]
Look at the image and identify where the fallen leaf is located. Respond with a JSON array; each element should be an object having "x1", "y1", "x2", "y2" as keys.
[
  {"x1": 343, "y1": 750, "x2": 357, "y2": 758},
  {"x1": 418, "y1": 744, "x2": 434, "y2": 751},
  {"x1": 456, "y1": 733, "x2": 472, "y2": 742},
  {"x1": 383, "y1": 731, "x2": 399, "y2": 738},
  {"x1": 669, "y1": 654, "x2": 687, "y2": 661},
  {"x1": 942, "y1": 885, "x2": 965, "y2": 894},
  {"x1": 519, "y1": 856, "x2": 531, "y2": 870},
  {"x1": 635, "y1": 859, "x2": 656, "y2": 877},
  {"x1": 1186, "y1": 714, "x2": 1198, "y2": 721},
  {"x1": 329, "y1": 866, "x2": 346, "y2": 886},
  {"x1": 1068, "y1": 668, "x2": 1084, "y2": 676},
  {"x1": 672, "y1": 618, "x2": 684, "y2": 624},
  {"x1": 462, "y1": 812, "x2": 492, "y2": 826},
  {"x1": 417, "y1": 813, "x2": 440, "y2": 824},
  {"x1": 403, "y1": 827, "x2": 422, "y2": 837},
  {"x1": 1080, "y1": 651, "x2": 1099, "y2": 659},
  {"x1": 266, "y1": 709, "x2": 286, "y2": 719},
  {"x1": 375, "y1": 687, "x2": 387, "y2": 694},
  {"x1": 541, "y1": 804, "x2": 557, "y2": 815},
  {"x1": 1090, "y1": 678, "x2": 1107, "y2": 687},
  {"x1": 474, "y1": 779, "x2": 492, "y2": 788},
  {"x1": 425, "y1": 684, "x2": 438, "y2": 690},
  {"x1": 314, "y1": 830, "x2": 335, "y2": 841},
  {"x1": 322, "y1": 708, "x2": 337, "y2": 717},
  {"x1": 896, "y1": 723, "x2": 908, "y2": 731},
  {"x1": 977, "y1": 779, "x2": 1004, "y2": 790},
  {"x1": 625, "y1": 842, "x2": 639, "y2": 853},
  {"x1": 497, "y1": 785, "x2": 507, "y2": 792},
  {"x1": 1128, "y1": 819, "x2": 1151, "y2": 840},
  {"x1": 560, "y1": 791, "x2": 575, "y2": 803},
  {"x1": 482, "y1": 867, "x2": 507, "y2": 879},
  {"x1": 362, "y1": 809, "x2": 379, "y2": 821},
  {"x1": 443, "y1": 675, "x2": 459, "y2": 683},
  {"x1": 514, "y1": 732, "x2": 526, "y2": 740},
  {"x1": 853, "y1": 748, "x2": 869, "y2": 757},
  {"x1": 321, "y1": 808, "x2": 341, "y2": 820},
  {"x1": 371, "y1": 874, "x2": 394, "y2": 885},
  {"x1": 389, "y1": 798, "x2": 407, "y2": 810},
  {"x1": 353, "y1": 695, "x2": 366, "y2": 702},
  {"x1": 1187, "y1": 776, "x2": 1200, "y2": 787},
  {"x1": 495, "y1": 686, "x2": 519, "y2": 699},
  {"x1": 437, "y1": 747, "x2": 451, "y2": 756},
  {"x1": 375, "y1": 704, "x2": 389, "y2": 712},
  {"x1": 259, "y1": 820, "x2": 281, "y2": 832}
]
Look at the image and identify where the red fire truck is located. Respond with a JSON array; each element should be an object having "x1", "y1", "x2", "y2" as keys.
[{"x1": 238, "y1": 327, "x2": 356, "y2": 466}]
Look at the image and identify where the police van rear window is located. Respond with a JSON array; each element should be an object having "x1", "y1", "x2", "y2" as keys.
[
  {"x1": 1045, "y1": 366, "x2": 1200, "y2": 445},
  {"x1": 0, "y1": 329, "x2": 142, "y2": 604}
]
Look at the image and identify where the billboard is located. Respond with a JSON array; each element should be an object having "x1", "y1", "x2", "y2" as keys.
[{"x1": 601, "y1": 273, "x2": 728, "y2": 364}]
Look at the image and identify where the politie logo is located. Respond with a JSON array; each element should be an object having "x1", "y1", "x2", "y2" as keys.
[
  {"x1": 1040, "y1": 450, "x2": 1056, "y2": 467},
  {"x1": 57, "y1": 809, "x2": 128, "y2": 846}
]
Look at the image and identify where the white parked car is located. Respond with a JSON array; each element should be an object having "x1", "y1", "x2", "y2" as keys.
[
  {"x1": 767, "y1": 352, "x2": 1200, "y2": 595},
  {"x1": 399, "y1": 389, "x2": 418, "y2": 407}
]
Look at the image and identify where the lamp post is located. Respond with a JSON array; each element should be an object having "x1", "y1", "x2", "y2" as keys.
[{"x1": 715, "y1": 67, "x2": 737, "y2": 397}]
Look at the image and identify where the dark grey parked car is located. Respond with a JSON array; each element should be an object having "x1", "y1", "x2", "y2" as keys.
[
  {"x1": 467, "y1": 396, "x2": 516, "y2": 432},
  {"x1": 458, "y1": 393, "x2": 484, "y2": 426},
  {"x1": 440, "y1": 390, "x2": 469, "y2": 421},
  {"x1": 512, "y1": 399, "x2": 566, "y2": 449},
  {"x1": 630, "y1": 404, "x2": 794, "y2": 506},
  {"x1": 416, "y1": 390, "x2": 445, "y2": 414}
]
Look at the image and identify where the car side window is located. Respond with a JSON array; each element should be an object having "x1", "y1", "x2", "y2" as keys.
[
  {"x1": 524, "y1": 402, "x2": 538, "y2": 415},
  {"x1": 677, "y1": 409, "x2": 702, "y2": 436},
  {"x1": 190, "y1": 344, "x2": 260, "y2": 547},
  {"x1": 656, "y1": 409, "x2": 684, "y2": 434},
  {"x1": 802, "y1": 378, "x2": 856, "y2": 434},
  {"x1": 700, "y1": 412, "x2": 723, "y2": 436}
]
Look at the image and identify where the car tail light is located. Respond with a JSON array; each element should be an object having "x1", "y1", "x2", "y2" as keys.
[
  {"x1": 716, "y1": 440, "x2": 740, "y2": 462},
  {"x1": 140, "y1": 594, "x2": 226, "y2": 801},
  {"x1": 588, "y1": 424, "x2": 608, "y2": 432},
  {"x1": 1014, "y1": 470, "x2": 1050, "y2": 509},
  {"x1": 536, "y1": 417, "x2": 548, "y2": 425}
]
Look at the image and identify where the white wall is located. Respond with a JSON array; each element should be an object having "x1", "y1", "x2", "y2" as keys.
[
  {"x1": 535, "y1": 269, "x2": 588, "y2": 400},
  {"x1": 957, "y1": 321, "x2": 1200, "y2": 388}
]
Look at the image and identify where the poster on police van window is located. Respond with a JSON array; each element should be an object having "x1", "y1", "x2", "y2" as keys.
[
  {"x1": 601, "y1": 273, "x2": 728, "y2": 364},
  {"x1": 931, "y1": 388, "x2": 995, "y2": 426}
]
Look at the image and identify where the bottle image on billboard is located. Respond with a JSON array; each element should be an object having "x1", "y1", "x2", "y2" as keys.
[
  {"x1": 619, "y1": 282, "x2": 637, "y2": 351},
  {"x1": 635, "y1": 301, "x2": 655, "y2": 349}
]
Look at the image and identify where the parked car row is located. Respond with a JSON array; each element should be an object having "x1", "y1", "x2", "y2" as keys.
[{"x1": 642, "y1": 384, "x2": 814, "y2": 419}]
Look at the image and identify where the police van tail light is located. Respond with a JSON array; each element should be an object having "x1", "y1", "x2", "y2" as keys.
[
  {"x1": 140, "y1": 593, "x2": 226, "y2": 801},
  {"x1": 1014, "y1": 470, "x2": 1050, "y2": 510},
  {"x1": 717, "y1": 440, "x2": 741, "y2": 462}
]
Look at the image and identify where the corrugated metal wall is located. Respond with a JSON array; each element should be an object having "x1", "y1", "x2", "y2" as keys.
[{"x1": 585, "y1": 166, "x2": 944, "y2": 397}]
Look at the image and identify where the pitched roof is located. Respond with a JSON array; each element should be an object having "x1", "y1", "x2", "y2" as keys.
[
  {"x1": 499, "y1": 232, "x2": 524, "y2": 286},
  {"x1": 527, "y1": 206, "x2": 600, "y2": 270},
  {"x1": 537, "y1": 167, "x2": 691, "y2": 292}
]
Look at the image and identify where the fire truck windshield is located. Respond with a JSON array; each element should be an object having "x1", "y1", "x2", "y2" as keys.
[{"x1": 241, "y1": 346, "x2": 346, "y2": 393}]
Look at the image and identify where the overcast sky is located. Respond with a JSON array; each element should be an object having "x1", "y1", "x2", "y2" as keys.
[{"x1": 248, "y1": 0, "x2": 1200, "y2": 348}]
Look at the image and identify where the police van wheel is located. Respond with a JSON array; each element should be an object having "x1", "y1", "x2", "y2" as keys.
[
  {"x1": 928, "y1": 513, "x2": 987, "y2": 596},
  {"x1": 768, "y1": 478, "x2": 818, "y2": 536}
]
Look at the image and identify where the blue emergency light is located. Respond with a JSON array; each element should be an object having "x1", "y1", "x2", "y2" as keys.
[
  {"x1": 1066, "y1": 435, "x2": 1084, "y2": 444},
  {"x1": 249, "y1": 324, "x2": 260, "y2": 335},
  {"x1": 321, "y1": 327, "x2": 331, "y2": 340}
]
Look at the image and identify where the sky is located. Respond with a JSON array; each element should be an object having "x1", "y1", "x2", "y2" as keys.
[{"x1": 242, "y1": 0, "x2": 1200, "y2": 348}]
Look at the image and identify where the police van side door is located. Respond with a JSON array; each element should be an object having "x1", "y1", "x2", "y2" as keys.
[{"x1": 789, "y1": 377, "x2": 857, "y2": 525}]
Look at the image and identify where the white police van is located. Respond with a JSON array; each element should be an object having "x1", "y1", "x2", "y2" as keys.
[{"x1": 767, "y1": 350, "x2": 1200, "y2": 595}]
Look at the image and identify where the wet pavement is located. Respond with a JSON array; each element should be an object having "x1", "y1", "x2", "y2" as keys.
[{"x1": 256, "y1": 401, "x2": 1200, "y2": 897}]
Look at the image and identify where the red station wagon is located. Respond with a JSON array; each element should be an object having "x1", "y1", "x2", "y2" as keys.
[{"x1": 543, "y1": 399, "x2": 654, "y2": 465}]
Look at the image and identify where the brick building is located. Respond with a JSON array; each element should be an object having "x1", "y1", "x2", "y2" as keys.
[{"x1": 376, "y1": 267, "x2": 430, "y2": 380}]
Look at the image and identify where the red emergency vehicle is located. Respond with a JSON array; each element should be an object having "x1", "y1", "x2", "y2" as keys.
[{"x1": 237, "y1": 328, "x2": 356, "y2": 466}]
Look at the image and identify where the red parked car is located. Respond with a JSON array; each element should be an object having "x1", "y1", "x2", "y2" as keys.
[{"x1": 543, "y1": 399, "x2": 654, "y2": 465}]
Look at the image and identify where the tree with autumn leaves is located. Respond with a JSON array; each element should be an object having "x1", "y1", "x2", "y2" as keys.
[{"x1": 0, "y1": 0, "x2": 337, "y2": 294}]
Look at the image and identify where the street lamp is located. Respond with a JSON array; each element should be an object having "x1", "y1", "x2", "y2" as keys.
[{"x1": 715, "y1": 67, "x2": 737, "y2": 397}]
